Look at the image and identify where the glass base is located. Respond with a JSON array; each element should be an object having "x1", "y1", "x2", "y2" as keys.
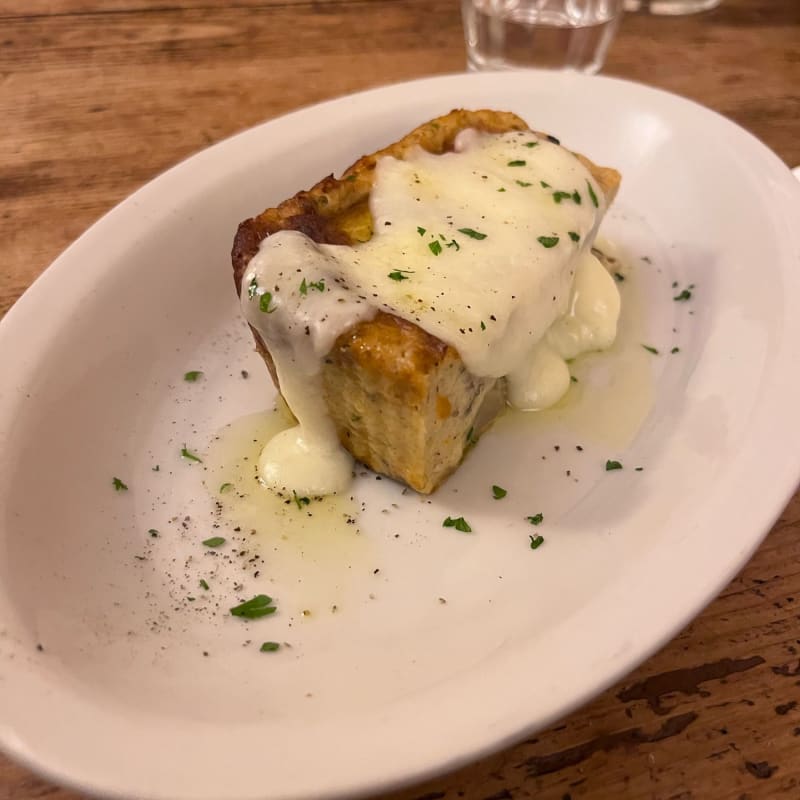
[{"x1": 624, "y1": 0, "x2": 721, "y2": 13}]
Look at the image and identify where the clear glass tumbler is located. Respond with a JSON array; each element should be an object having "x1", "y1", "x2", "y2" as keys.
[{"x1": 461, "y1": 0, "x2": 625, "y2": 74}]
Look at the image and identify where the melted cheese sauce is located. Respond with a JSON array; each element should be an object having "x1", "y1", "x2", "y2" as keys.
[{"x1": 242, "y1": 130, "x2": 620, "y2": 495}]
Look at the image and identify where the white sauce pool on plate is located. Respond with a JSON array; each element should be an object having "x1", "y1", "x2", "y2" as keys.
[{"x1": 241, "y1": 130, "x2": 620, "y2": 495}]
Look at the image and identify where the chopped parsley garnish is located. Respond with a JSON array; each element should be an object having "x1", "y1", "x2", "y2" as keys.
[
  {"x1": 388, "y1": 269, "x2": 413, "y2": 281},
  {"x1": 183, "y1": 370, "x2": 203, "y2": 382},
  {"x1": 537, "y1": 235, "x2": 559, "y2": 248},
  {"x1": 181, "y1": 446, "x2": 202, "y2": 463},
  {"x1": 568, "y1": 231, "x2": 580, "y2": 242},
  {"x1": 492, "y1": 485, "x2": 507, "y2": 499},
  {"x1": 480, "y1": 321, "x2": 486, "y2": 331},
  {"x1": 515, "y1": 180, "x2": 532, "y2": 187},
  {"x1": 148, "y1": 528, "x2": 159, "y2": 537},
  {"x1": 202, "y1": 536, "x2": 226, "y2": 548},
  {"x1": 219, "y1": 482, "x2": 233, "y2": 493},
  {"x1": 525, "y1": 141, "x2": 538, "y2": 148},
  {"x1": 673, "y1": 288, "x2": 692, "y2": 301},
  {"x1": 446, "y1": 239, "x2": 460, "y2": 251},
  {"x1": 507, "y1": 160, "x2": 526, "y2": 167},
  {"x1": 671, "y1": 347, "x2": 681, "y2": 354},
  {"x1": 614, "y1": 272, "x2": 625, "y2": 282},
  {"x1": 529, "y1": 535, "x2": 545, "y2": 550},
  {"x1": 417, "y1": 226, "x2": 426, "y2": 236},
  {"x1": 259, "y1": 292, "x2": 276, "y2": 313},
  {"x1": 605, "y1": 460, "x2": 623, "y2": 471},
  {"x1": 572, "y1": 190, "x2": 582, "y2": 204},
  {"x1": 540, "y1": 180, "x2": 551, "y2": 188},
  {"x1": 527, "y1": 513, "x2": 544, "y2": 526},
  {"x1": 292, "y1": 490, "x2": 310, "y2": 510},
  {"x1": 443, "y1": 516, "x2": 472, "y2": 533},
  {"x1": 586, "y1": 180, "x2": 599, "y2": 207},
  {"x1": 457, "y1": 228, "x2": 487, "y2": 240},
  {"x1": 247, "y1": 276, "x2": 258, "y2": 299},
  {"x1": 552, "y1": 191, "x2": 572, "y2": 204},
  {"x1": 230, "y1": 594, "x2": 277, "y2": 619},
  {"x1": 299, "y1": 278, "x2": 308, "y2": 295},
  {"x1": 570, "y1": 375, "x2": 578, "y2": 383},
  {"x1": 428, "y1": 240, "x2": 442, "y2": 256},
  {"x1": 112, "y1": 477, "x2": 128, "y2": 492},
  {"x1": 642, "y1": 344, "x2": 659, "y2": 355},
  {"x1": 465, "y1": 426, "x2": 478, "y2": 446},
  {"x1": 199, "y1": 579, "x2": 210, "y2": 590},
  {"x1": 307, "y1": 279, "x2": 325, "y2": 293},
  {"x1": 497, "y1": 187, "x2": 506, "y2": 192},
  {"x1": 260, "y1": 641, "x2": 281, "y2": 652}
]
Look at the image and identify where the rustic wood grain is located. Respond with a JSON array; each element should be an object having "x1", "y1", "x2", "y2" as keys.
[{"x1": 1, "y1": 1, "x2": 799, "y2": 798}]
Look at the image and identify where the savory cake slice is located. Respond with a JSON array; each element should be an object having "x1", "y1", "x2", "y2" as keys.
[{"x1": 232, "y1": 109, "x2": 620, "y2": 494}]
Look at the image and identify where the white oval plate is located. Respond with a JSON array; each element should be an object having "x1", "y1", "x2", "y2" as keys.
[{"x1": 1, "y1": 71, "x2": 800, "y2": 800}]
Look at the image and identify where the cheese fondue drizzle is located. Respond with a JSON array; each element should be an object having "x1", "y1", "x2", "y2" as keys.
[{"x1": 242, "y1": 130, "x2": 620, "y2": 495}]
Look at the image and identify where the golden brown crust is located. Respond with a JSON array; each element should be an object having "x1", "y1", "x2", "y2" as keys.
[{"x1": 232, "y1": 108, "x2": 621, "y2": 492}]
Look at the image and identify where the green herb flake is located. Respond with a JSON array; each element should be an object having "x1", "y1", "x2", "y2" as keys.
[
  {"x1": 457, "y1": 228, "x2": 488, "y2": 240},
  {"x1": 507, "y1": 160, "x2": 526, "y2": 167},
  {"x1": 230, "y1": 594, "x2": 277, "y2": 619},
  {"x1": 181, "y1": 446, "x2": 203, "y2": 463},
  {"x1": 199, "y1": 579, "x2": 210, "y2": 590},
  {"x1": 671, "y1": 347, "x2": 680, "y2": 354},
  {"x1": 492, "y1": 485, "x2": 507, "y2": 500},
  {"x1": 259, "y1": 292, "x2": 276, "y2": 313},
  {"x1": 416, "y1": 226, "x2": 426, "y2": 236},
  {"x1": 202, "y1": 536, "x2": 226, "y2": 548},
  {"x1": 642, "y1": 344, "x2": 659, "y2": 355},
  {"x1": 605, "y1": 460, "x2": 623, "y2": 471},
  {"x1": 525, "y1": 141, "x2": 539, "y2": 148},
  {"x1": 674, "y1": 289, "x2": 692, "y2": 301},
  {"x1": 570, "y1": 375, "x2": 578, "y2": 383},
  {"x1": 219, "y1": 482, "x2": 233, "y2": 493},
  {"x1": 292, "y1": 490, "x2": 311, "y2": 510},
  {"x1": 299, "y1": 278, "x2": 308, "y2": 295},
  {"x1": 497, "y1": 187, "x2": 506, "y2": 192},
  {"x1": 260, "y1": 641, "x2": 281, "y2": 652},
  {"x1": 540, "y1": 180, "x2": 551, "y2": 189},
  {"x1": 529, "y1": 534, "x2": 545, "y2": 550},
  {"x1": 308, "y1": 279, "x2": 325, "y2": 292},
  {"x1": 428, "y1": 240, "x2": 443, "y2": 256},
  {"x1": 148, "y1": 528, "x2": 159, "y2": 537},
  {"x1": 446, "y1": 239, "x2": 460, "y2": 251},
  {"x1": 465, "y1": 426, "x2": 478, "y2": 446},
  {"x1": 515, "y1": 180, "x2": 532, "y2": 188},
  {"x1": 388, "y1": 269, "x2": 413, "y2": 281},
  {"x1": 568, "y1": 231, "x2": 580, "y2": 242},
  {"x1": 112, "y1": 477, "x2": 128, "y2": 492},
  {"x1": 183, "y1": 370, "x2": 203, "y2": 382},
  {"x1": 480, "y1": 321, "x2": 486, "y2": 331},
  {"x1": 443, "y1": 516, "x2": 472, "y2": 533},
  {"x1": 247, "y1": 276, "x2": 258, "y2": 299},
  {"x1": 553, "y1": 190, "x2": 572, "y2": 204},
  {"x1": 572, "y1": 190, "x2": 582, "y2": 205},
  {"x1": 586, "y1": 180, "x2": 599, "y2": 208},
  {"x1": 537, "y1": 235, "x2": 559, "y2": 249},
  {"x1": 614, "y1": 272, "x2": 625, "y2": 282},
  {"x1": 527, "y1": 513, "x2": 544, "y2": 526}
]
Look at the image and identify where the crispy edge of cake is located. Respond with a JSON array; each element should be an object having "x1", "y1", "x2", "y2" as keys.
[{"x1": 231, "y1": 109, "x2": 621, "y2": 493}]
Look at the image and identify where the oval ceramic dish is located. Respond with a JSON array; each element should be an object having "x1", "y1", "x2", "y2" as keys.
[{"x1": 1, "y1": 71, "x2": 799, "y2": 800}]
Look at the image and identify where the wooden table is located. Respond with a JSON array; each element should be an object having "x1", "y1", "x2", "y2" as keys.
[{"x1": 1, "y1": 1, "x2": 798, "y2": 798}]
